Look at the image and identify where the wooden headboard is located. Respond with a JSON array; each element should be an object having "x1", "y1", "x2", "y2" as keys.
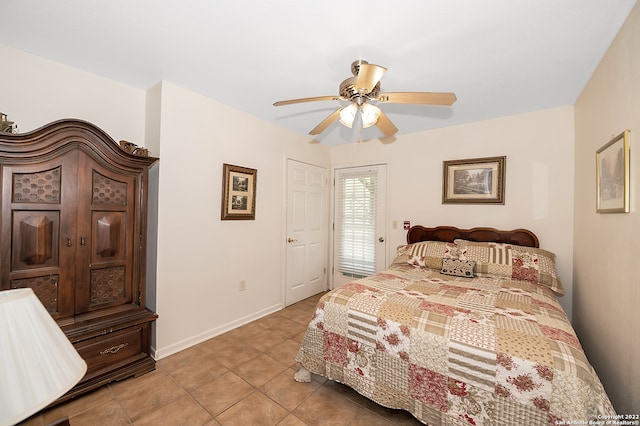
[{"x1": 406, "y1": 225, "x2": 539, "y2": 248}]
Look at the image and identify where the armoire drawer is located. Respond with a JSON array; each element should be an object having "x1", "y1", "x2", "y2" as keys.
[{"x1": 75, "y1": 325, "x2": 147, "y2": 376}]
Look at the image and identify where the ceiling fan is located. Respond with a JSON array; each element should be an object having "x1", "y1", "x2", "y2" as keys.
[{"x1": 273, "y1": 59, "x2": 457, "y2": 137}]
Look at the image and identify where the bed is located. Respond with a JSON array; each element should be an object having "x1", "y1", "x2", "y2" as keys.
[{"x1": 295, "y1": 225, "x2": 614, "y2": 425}]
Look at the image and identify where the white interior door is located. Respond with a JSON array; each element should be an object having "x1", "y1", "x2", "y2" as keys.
[
  {"x1": 333, "y1": 164, "x2": 387, "y2": 288},
  {"x1": 285, "y1": 160, "x2": 328, "y2": 306}
]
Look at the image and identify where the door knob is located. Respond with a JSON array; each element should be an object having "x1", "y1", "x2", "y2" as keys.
[
  {"x1": 287, "y1": 238, "x2": 298, "y2": 243},
  {"x1": 378, "y1": 237, "x2": 385, "y2": 242}
]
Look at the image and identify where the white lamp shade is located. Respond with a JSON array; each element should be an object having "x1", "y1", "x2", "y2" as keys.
[
  {"x1": 339, "y1": 103, "x2": 358, "y2": 128},
  {"x1": 339, "y1": 103, "x2": 381, "y2": 129},
  {"x1": 0, "y1": 288, "x2": 87, "y2": 426},
  {"x1": 360, "y1": 103, "x2": 381, "y2": 128}
]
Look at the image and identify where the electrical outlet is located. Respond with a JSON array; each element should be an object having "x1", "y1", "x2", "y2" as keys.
[{"x1": 239, "y1": 280, "x2": 246, "y2": 291}]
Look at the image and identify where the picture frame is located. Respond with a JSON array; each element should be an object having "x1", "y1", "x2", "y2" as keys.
[
  {"x1": 596, "y1": 130, "x2": 629, "y2": 213},
  {"x1": 442, "y1": 156, "x2": 506, "y2": 204},
  {"x1": 221, "y1": 163, "x2": 257, "y2": 220}
]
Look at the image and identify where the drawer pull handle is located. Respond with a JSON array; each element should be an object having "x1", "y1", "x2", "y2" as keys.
[{"x1": 100, "y1": 343, "x2": 128, "y2": 355}]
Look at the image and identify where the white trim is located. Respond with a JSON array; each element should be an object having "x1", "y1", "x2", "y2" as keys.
[{"x1": 152, "y1": 302, "x2": 282, "y2": 360}]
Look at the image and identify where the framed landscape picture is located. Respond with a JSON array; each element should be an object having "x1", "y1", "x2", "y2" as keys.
[
  {"x1": 596, "y1": 130, "x2": 629, "y2": 213},
  {"x1": 221, "y1": 163, "x2": 257, "y2": 220},
  {"x1": 442, "y1": 156, "x2": 506, "y2": 204}
]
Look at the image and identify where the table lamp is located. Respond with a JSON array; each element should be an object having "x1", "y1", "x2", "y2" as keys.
[{"x1": 0, "y1": 288, "x2": 87, "y2": 426}]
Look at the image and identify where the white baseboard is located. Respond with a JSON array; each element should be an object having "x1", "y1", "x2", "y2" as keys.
[{"x1": 152, "y1": 302, "x2": 283, "y2": 360}]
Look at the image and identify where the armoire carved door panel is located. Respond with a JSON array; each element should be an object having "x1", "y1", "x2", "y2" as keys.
[
  {"x1": 2, "y1": 154, "x2": 78, "y2": 319},
  {"x1": 73, "y1": 151, "x2": 137, "y2": 314}
]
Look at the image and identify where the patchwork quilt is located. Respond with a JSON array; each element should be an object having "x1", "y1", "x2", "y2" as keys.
[{"x1": 296, "y1": 252, "x2": 614, "y2": 425}]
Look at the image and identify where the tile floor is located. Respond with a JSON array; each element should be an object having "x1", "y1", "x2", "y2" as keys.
[{"x1": 20, "y1": 293, "x2": 421, "y2": 425}]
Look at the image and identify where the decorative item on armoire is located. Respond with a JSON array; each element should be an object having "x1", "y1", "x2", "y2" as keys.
[
  {"x1": 596, "y1": 129, "x2": 630, "y2": 213},
  {"x1": 0, "y1": 119, "x2": 159, "y2": 406},
  {"x1": 119, "y1": 140, "x2": 150, "y2": 157},
  {"x1": 221, "y1": 163, "x2": 257, "y2": 220},
  {"x1": 0, "y1": 112, "x2": 18, "y2": 133},
  {"x1": 442, "y1": 156, "x2": 506, "y2": 204}
]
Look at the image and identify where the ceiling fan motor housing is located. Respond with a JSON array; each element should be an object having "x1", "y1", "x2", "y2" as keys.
[{"x1": 339, "y1": 77, "x2": 380, "y2": 101}]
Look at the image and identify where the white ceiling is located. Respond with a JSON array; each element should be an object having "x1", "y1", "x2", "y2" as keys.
[{"x1": 1, "y1": 0, "x2": 636, "y2": 145}]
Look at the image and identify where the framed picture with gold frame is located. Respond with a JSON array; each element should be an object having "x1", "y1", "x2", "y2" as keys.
[
  {"x1": 442, "y1": 156, "x2": 506, "y2": 204},
  {"x1": 596, "y1": 130, "x2": 630, "y2": 213},
  {"x1": 221, "y1": 163, "x2": 257, "y2": 220}
]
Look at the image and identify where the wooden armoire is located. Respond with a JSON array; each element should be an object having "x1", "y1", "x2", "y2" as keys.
[{"x1": 0, "y1": 119, "x2": 158, "y2": 403}]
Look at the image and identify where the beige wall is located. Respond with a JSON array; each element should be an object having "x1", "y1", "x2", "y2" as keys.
[
  {"x1": 573, "y1": 2, "x2": 640, "y2": 413},
  {"x1": 331, "y1": 107, "x2": 576, "y2": 317},
  {"x1": 0, "y1": 44, "x2": 146, "y2": 144},
  {"x1": 150, "y1": 81, "x2": 331, "y2": 357}
]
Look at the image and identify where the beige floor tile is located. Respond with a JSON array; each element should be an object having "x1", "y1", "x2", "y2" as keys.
[
  {"x1": 360, "y1": 399, "x2": 422, "y2": 425},
  {"x1": 290, "y1": 329, "x2": 307, "y2": 344},
  {"x1": 259, "y1": 315, "x2": 308, "y2": 339},
  {"x1": 67, "y1": 399, "x2": 130, "y2": 426},
  {"x1": 292, "y1": 385, "x2": 361, "y2": 425},
  {"x1": 277, "y1": 305, "x2": 317, "y2": 326},
  {"x1": 132, "y1": 393, "x2": 213, "y2": 425},
  {"x1": 348, "y1": 407, "x2": 396, "y2": 426},
  {"x1": 41, "y1": 386, "x2": 114, "y2": 423},
  {"x1": 244, "y1": 328, "x2": 288, "y2": 352},
  {"x1": 260, "y1": 368, "x2": 320, "y2": 411},
  {"x1": 198, "y1": 339, "x2": 263, "y2": 369},
  {"x1": 117, "y1": 373, "x2": 188, "y2": 421},
  {"x1": 264, "y1": 338, "x2": 303, "y2": 367},
  {"x1": 108, "y1": 368, "x2": 166, "y2": 397},
  {"x1": 190, "y1": 371, "x2": 254, "y2": 417},
  {"x1": 232, "y1": 353, "x2": 289, "y2": 388},
  {"x1": 276, "y1": 414, "x2": 307, "y2": 426},
  {"x1": 157, "y1": 345, "x2": 209, "y2": 373},
  {"x1": 214, "y1": 390, "x2": 288, "y2": 426},
  {"x1": 168, "y1": 352, "x2": 229, "y2": 390},
  {"x1": 216, "y1": 320, "x2": 267, "y2": 343}
]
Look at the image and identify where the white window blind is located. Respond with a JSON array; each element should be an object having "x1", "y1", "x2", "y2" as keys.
[{"x1": 335, "y1": 167, "x2": 378, "y2": 278}]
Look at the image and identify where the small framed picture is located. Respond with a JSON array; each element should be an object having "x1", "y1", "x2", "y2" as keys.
[
  {"x1": 596, "y1": 130, "x2": 630, "y2": 213},
  {"x1": 443, "y1": 156, "x2": 506, "y2": 204},
  {"x1": 221, "y1": 163, "x2": 257, "y2": 220}
]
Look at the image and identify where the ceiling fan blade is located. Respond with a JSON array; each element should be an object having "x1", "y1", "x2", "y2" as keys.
[
  {"x1": 376, "y1": 92, "x2": 457, "y2": 105},
  {"x1": 309, "y1": 108, "x2": 342, "y2": 135},
  {"x1": 273, "y1": 95, "x2": 343, "y2": 106},
  {"x1": 355, "y1": 63, "x2": 387, "y2": 94},
  {"x1": 376, "y1": 110, "x2": 398, "y2": 137}
]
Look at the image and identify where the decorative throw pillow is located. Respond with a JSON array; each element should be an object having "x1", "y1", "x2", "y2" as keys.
[
  {"x1": 406, "y1": 241, "x2": 459, "y2": 270},
  {"x1": 441, "y1": 258, "x2": 476, "y2": 277},
  {"x1": 391, "y1": 244, "x2": 412, "y2": 264},
  {"x1": 453, "y1": 239, "x2": 565, "y2": 295}
]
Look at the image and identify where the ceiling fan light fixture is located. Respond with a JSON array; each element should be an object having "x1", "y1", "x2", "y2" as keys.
[
  {"x1": 273, "y1": 59, "x2": 456, "y2": 138},
  {"x1": 360, "y1": 103, "x2": 381, "y2": 128},
  {"x1": 339, "y1": 103, "x2": 381, "y2": 129},
  {"x1": 339, "y1": 103, "x2": 358, "y2": 128}
]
